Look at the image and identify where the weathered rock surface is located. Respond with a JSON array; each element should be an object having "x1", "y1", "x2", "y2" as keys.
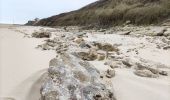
[
  {"x1": 134, "y1": 69, "x2": 158, "y2": 78},
  {"x1": 40, "y1": 53, "x2": 116, "y2": 100},
  {"x1": 106, "y1": 69, "x2": 115, "y2": 78},
  {"x1": 76, "y1": 49, "x2": 106, "y2": 61},
  {"x1": 32, "y1": 30, "x2": 51, "y2": 38},
  {"x1": 94, "y1": 42, "x2": 119, "y2": 52}
]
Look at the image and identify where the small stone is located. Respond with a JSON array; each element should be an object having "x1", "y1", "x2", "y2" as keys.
[
  {"x1": 106, "y1": 69, "x2": 115, "y2": 78},
  {"x1": 122, "y1": 60, "x2": 132, "y2": 68},
  {"x1": 159, "y1": 71, "x2": 168, "y2": 76}
]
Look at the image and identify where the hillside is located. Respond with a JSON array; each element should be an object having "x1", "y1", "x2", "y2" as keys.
[{"x1": 34, "y1": 0, "x2": 170, "y2": 27}]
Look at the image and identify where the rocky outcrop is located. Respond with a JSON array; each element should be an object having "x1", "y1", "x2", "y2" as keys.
[
  {"x1": 32, "y1": 29, "x2": 51, "y2": 38},
  {"x1": 40, "y1": 53, "x2": 116, "y2": 100}
]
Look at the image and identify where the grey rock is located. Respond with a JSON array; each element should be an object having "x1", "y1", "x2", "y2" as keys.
[
  {"x1": 154, "y1": 28, "x2": 167, "y2": 36},
  {"x1": 159, "y1": 71, "x2": 168, "y2": 76},
  {"x1": 32, "y1": 30, "x2": 51, "y2": 38},
  {"x1": 94, "y1": 42, "x2": 119, "y2": 52},
  {"x1": 134, "y1": 70, "x2": 158, "y2": 78},
  {"x1": 163, "y1": 46, "x2": 170, "y2": 50},
  {"x1": 106, "y1": 69, "x2": 115, "y2": 78},
  {"x1": 122, "y1": 60, "x2": 132, "y2": 68},
  {"x1": 40, "y1": 53, "x2": 116, "y2": 100},
  {"x1": 122, "y1": 31, "x2": 131, "y2": 35}
]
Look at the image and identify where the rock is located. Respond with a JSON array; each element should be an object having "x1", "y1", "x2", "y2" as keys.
[
  {"x1": 159, "y1": 71, "x2": 168, "y2": 76},
  {"x1": 163, "y1": 31, "x2": 170, "y2": 37},
  {"x1": 32, "y1": 30, "x2": 51, "y2": 38},
  {"x1": 79, "y1": 42, "x2": 93, "y2": 49},
  {"x1": 97, "y1": 53, "x2": 106, "y2": 61},
  {"x1": 154, "y1": 28, "x2": 167, "y2": 36},
  {"x1": 110, "y1": 61, "x2": 121, "y2": 69},
  {"x1": 136, "y1": 63, "x2": 159, "y2": 74},
  {"x1": 147, "y1": 67, "x2": 159, "y2": 74},
  {"x1": 163, "y1": 46, "x2": 170, "y2": 50},
  {"x1": 102, "y1": 43, "x2": 117, "y2": 51},
  {"x1": 94, "y1": 42, "x2": 119, "y2": 52},
  {"x1": 76, "y1": 49, "x2": 98, "y2": 61},
  {"x1": 76, "y1": 32, "x2": 86, "y2": 38},
  {"x1": 122, "y1": 31, "x2": 131, "y2": 35},
  {"x1": 106, "y1": 69, "x2": 115, "y2": 78},
  {"x1": 167, "y1": 36, "x2": 170, "y2": 40},
  {"x1": 42, "y1": 44, "x2": 51, "y2": 50},
  {"x1": 40, "y1": 53, "x2": 116, "y2": 100},
  {"x1": 74, "y1": 37, "x2": 84, "y2": 44},
  {"x1": 122, "y1": 60, "x2": 132, "y2": 68},
  {"x1": 125, "y1": 20, "x2": 131, "y2": 25},
  {"x1": 134, "y1": 69, "x2": 158, "y2": 78}
]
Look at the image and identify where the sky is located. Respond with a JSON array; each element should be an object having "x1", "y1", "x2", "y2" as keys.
[{"x1": 0, "y1": 0, "x2": 97, "y2": 24}]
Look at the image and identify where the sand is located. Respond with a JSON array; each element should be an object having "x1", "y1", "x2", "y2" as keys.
[
  {"x1": 86, "y1": 32, "x2": 170, "y2": 100},
  {"x1": 0, "y1": 25, "x2": 56, "y2": 100},
  {"x1": 0, "y1": 25, "x2": 170, "y2": 100}
]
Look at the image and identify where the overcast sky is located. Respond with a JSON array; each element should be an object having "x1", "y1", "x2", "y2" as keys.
[{"x1": 0, "y1": 0, "x2": 97, "y2": 24}]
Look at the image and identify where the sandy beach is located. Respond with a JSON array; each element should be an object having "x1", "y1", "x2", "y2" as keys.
[
  {"x1": 0, "y1": 25, "x2": 55, "y2": 100},
  {"x1": 0, "y1": 25, "x2": 170, "y2": 100}
]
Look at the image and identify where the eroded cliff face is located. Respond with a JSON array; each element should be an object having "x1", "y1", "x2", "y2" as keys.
[{"x1": 40, "y1": 53, "x2": 116, "y2": 100}]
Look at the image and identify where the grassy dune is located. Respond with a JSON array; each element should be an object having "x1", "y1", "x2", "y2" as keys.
[{"x1": 36, "y1": 0, "x2": 170, "y2": 27}]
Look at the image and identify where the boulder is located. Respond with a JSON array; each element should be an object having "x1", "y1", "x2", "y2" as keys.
[
  {"x1": 134, "y1": 69, "x2": 158, "y2": 78},
  {"x1": 41, "y1": 53, "x2": 116, "y2": 100},
  {"x1": 32, "y1": 30, "x2": 51, "y2": 38}
]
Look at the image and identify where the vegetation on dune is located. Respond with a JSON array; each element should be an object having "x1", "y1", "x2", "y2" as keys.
[{"x1": 36, "y1": 0, "x2": 170, "y2": 27}]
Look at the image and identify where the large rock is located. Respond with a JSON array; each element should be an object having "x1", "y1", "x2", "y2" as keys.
[
  {"x1": 40, "y1": 53, "x2": 116, "y2": 100},
  {"x1": 32, "y1": 30, "x2": 51, "y2": 38}
]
